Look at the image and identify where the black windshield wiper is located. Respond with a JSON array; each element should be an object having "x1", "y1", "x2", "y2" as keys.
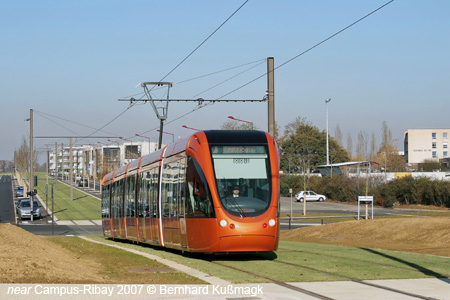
[{"x1": 227, "y1": 196, "x2": 246, "y2": 218}]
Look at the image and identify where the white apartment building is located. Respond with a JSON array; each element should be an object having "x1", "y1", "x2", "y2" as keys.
[
  {"x1": 48, "y1": 140, "x2": 159, "y2": 180},
  {"x1": 404, "y1": 129, "x2": 449, "y2": 165}
]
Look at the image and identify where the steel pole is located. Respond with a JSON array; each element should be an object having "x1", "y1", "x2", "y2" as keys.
[{"x1": 30, "y1": 109, "x2": 34, "y2": 222}]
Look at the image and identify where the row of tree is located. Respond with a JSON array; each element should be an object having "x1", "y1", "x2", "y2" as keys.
[{"x1": 224, "y1": 116, "x2": 405, "y2": 173}]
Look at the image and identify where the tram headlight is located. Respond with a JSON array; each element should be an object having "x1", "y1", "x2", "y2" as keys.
[
  {"x1": 269, "y1": 219, "x2": 276, "y2": 227},
  {"x1": 219, "y1": 219, "x2": 227, "y2": 227}
]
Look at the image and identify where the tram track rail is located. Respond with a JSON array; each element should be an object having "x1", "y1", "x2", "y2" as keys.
[
  {"x1": 270, "y1": 258, "x2": 438, "y2": 300},
  {"x1": 277, "y1": 246, "x2": 439, "y2": 274},
  {"x1": 207, "y1": 253, "x2": 440, "y2": 300},
  {"x1": 34, "y1": 180, "x2": 99, "y2": 226}
]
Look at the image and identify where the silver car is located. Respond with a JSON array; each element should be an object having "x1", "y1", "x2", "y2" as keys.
[
  {"x1": 295, "y1": 191, "x2": 326, "y2": 202},
  {"x1": 16, "y1": 199, "x2": 41, "y2": 220}
]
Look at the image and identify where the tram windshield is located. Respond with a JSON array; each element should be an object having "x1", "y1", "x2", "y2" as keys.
[{"x1": 211, "y1": 145, "x2": 271, "y2": 217}]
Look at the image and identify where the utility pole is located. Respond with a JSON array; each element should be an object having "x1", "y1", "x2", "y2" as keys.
[
  {"x1": 326, "y1": 98, "x2": 331, "y2": 165},
  {"x1": 119, "y1": 85, "x2": 267, "y2": 147},
  {"x1": 29, "y1": 109, "x2": 34, "y2": 222},
  {"x1": 93, "y1": 145, "x2": 97, "y2": 192},
  {"x1": 141, "y1": 82, "x2": 173, "y2": 149},
  {"x1": 61, "y1": 143, "x2": 64, "y2": 181},
  {"x1": 267, "y1": 57, "x2": 275, "y2": 137},
  {"x1": 54, "y1": 142, "x2": 58, "y2": 191},
  {"x1": 69, "y1": 137, "x2": 73, "y2": 201},
  {"x1": 46, "y1": 145, "x2": 49, "y2": 217}
]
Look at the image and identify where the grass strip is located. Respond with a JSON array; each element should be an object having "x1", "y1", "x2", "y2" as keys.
[
  {"x1": 47, "y1": 236, "x2": 204, "y2": 284},
  {"x1": 86, "y1": 235, "x2": 450, "y2": 283},
  {"x1": 35, "y1": 172, "x2": 101, "y2": 220}
]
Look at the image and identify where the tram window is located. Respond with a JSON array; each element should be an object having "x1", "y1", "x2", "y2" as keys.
[
  {"x1": 138, "y1": 171, "x2": 150, "y2": 217},
  {"x1": 211, "y1": 145, "x2": 271, "y2": 217},
  {"x1": 114, "y1": 178, "x2": 124, "y2": 218},
  {"x1": 102, "y1": 184, "x2": 110, "y2": 218},
  {"x1": 126, "y1": 175, "x2": 136, "y2": 217},
  {"x1": 185, "y1": 157, "x2": 214, "y2": 218},
  {"x1": 178, "y1": 157, "x2": 186, "y2": 217},
  {"x1": 149, "y1": 168, "x2": 158, "y2": 217},
  {"x1": 112, "y1": 181, "x2": 119, "y2": 218}
]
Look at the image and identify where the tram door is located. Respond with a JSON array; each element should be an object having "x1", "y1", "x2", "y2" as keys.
[
  {"x1": 178, "y1": 158, "x2": 187, "y2": 248},
  {"x1": 161, "y1": 157, "x2": 187, "y2": 248},
  {"x1": 149, "y1": 168, "x2": 159, "y2": 243},
  {"x1": 137, "y1": 168, "x2": 159, "y2": 244}
]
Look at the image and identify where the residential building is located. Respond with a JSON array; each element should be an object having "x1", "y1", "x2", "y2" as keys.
[
  {"x1": 48, "y1": 140, "x2": 159, "y2": 181},
  {"x1": 404, "y1": 129, "x2": 450, "y2": 166}
]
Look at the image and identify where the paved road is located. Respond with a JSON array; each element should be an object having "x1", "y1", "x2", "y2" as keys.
[{"x1": 0, "y1": 175, "x2": 15, "y2": 223}]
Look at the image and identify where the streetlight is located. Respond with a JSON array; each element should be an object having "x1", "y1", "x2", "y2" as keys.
[
  {"x1": 182, "y1": 125, "x2": 201, "y2": 131},
  {"x1": 135, "y1": 133, "x2": 154, "y2": 154},
  {"x1": 107, "y1": 139, "x2": 120, "y2": 146},
  {"x1": 157, "y1": 130, "x2": 174, "y2": 143},
  {"x1": 228, "y1": 116, "x2": 253, "y2": 124},
  {"x1": 325, "y1": 98, "x2": 331, "y2": 165}
]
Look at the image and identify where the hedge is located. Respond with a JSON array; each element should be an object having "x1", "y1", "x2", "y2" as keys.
[{"x1": 279, "y1": 174, "x2": 450, "y2": 208}]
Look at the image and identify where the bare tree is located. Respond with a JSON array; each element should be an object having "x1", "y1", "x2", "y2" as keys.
[
  {"x1": 334, "y1": 123, "x2": 343, "y2": 147},
  {"x1": 15, "y1": 135, "x2": 38, "y2": 180},
  {"x1": 221, "y1": 120, "x2": 258, "y2": 131},
  {"x1": 355, "y1": 131, "x2": 368, "y2": 161},
  {"x1": 369, "y1": 132, "x2": 377, "y2": 161},
  {"x1": 377, "y1": 121, "x2": 404, "y2": 171},
  {"x1": 346, "y1": 133, "x2": 353, "y2": 159}
]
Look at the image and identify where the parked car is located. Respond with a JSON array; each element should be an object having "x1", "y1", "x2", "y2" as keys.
[
  {"x1": 15, "y1": 186, "x2": 24, "y2": 197},
  {"x1": 78, "y1": 178, "x2": 88, "y2": 187},
  {"x1": 16, "y1": 199, "x2": 41, "y2": 220},
  {"x1": 16, "y1": 197, "x2": 29, "y2": 210},
  {"x1": 295, "y1": 191, "x2": 326, "y2": 202}
]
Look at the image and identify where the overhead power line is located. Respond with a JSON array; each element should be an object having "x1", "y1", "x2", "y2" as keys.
[
  {"x1": 218, "y1": 0, "x2": 395, "y2": 99},
  {"x1": 153, "y1": 0, "x2": 250, "y2": 87}
]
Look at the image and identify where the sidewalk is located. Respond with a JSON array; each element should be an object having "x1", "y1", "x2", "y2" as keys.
[{"x1": 2, "y1": 278, "x2": 449, "y2": 300}]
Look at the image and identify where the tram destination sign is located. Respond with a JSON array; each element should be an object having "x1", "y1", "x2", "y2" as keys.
[{"x1": 211, "y1": 145, "x2": 265, "y2": 155}]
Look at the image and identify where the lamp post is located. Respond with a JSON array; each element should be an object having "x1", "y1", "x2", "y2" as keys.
[
  {"x1": 28, "y1": 109, "x2": 34, "y2": 221},
  {"x1": 107, "y1": 139, "x2": 120, "y2": 146},
  {"x1": 157, "y1": 130, "x2": 174, "y2": 143},
  {"x1": 135, "y1": 133, "x2": 154, "y2": 154},
  {"x1": 325, "y1": 98, "x2": 331, "y2": 165},
  {"x1": 182, "y1": 125, "x2": 201, "y2": 131},
  {"x1": 228, "y1": 115, "x2": 253, "y2": 124}
]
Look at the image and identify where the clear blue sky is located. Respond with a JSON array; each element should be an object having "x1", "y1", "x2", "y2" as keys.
[{"x1": 1, "y1": 0, "x2": 449, "y2": 162}]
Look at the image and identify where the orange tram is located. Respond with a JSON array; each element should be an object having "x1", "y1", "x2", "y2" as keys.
[{"x1": 101, "y1": 130, "x2": 280, "y2": 253}]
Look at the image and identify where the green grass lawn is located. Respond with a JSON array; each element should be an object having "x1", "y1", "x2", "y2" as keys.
[
  {"x1": 35, "y1": 172, "x2": 101, "y2": 220},
  {"x1": 48, "y1": 236, "x2": 204, "y2": 284},
  {"x1": 85, "y1": 235, "x2": 450, "y2": 283}
]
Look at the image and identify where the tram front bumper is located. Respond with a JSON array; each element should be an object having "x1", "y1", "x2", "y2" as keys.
[{"x1": 219, "y1": 234, "x2": 278, "y2": 252}]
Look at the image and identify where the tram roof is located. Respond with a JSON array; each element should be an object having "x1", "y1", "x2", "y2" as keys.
[{"x1": 203, "y1": 130, "x2": 268, "y2": 144}]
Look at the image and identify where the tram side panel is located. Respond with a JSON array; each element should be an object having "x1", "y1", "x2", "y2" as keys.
[
  {"x1": 101, "y1": 183, "x2": 112, "y2": 237},
  {"x1": 184, "y1": 138, "x2": 220, "y2": 252},
  {"x1": 124, "y1": 174, "x2": 138, "y2": 242},
  {"x1": 136, "y1": 167, "x2": 160, "y2": 244}
]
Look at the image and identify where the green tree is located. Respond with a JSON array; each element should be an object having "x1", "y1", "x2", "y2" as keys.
[
  {"x1": 377, "y1": 121, "x2": 405, "y2": 171},
  {"x1": 279, "y1": 117, "x2": 350, "y2": 173}
]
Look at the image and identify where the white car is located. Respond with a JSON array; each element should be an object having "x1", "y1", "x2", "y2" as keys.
[{"x1": 295, "y1": 191, "x2": 326, "y2": 202}]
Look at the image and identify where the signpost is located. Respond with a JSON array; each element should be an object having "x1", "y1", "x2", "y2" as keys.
[{"x1": 358, "y1": 196, "x2": 374, "y2": 220}]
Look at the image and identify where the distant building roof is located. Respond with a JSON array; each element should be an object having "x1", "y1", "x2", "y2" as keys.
[{"x1": 316, "y1": 161, "x2": 380, "y2": 177}]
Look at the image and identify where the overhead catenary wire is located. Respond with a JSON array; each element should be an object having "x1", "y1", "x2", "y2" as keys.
[
  {"x1": 121, "y1": 58, "x2": 265, "y2": 100},
  {"x1": 34, "y1": 110, "x2": 118, "y2": 137},
  {"x1": 217, "y1": 0, "x2": 395, "y2": 100},
  {"x1": 40, "y1": 1, "x2": 394, "y2": 146},
  {"x1": 133, "y1": 0, "x2": 396, "y2": 138},
  {"x1": 153, "y1": 0, "x2": 250, "y2": 87}
]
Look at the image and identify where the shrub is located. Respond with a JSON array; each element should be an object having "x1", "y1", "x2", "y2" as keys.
[{"x1": 280, "y1": 174, "x2": 450, "y2": 208}]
